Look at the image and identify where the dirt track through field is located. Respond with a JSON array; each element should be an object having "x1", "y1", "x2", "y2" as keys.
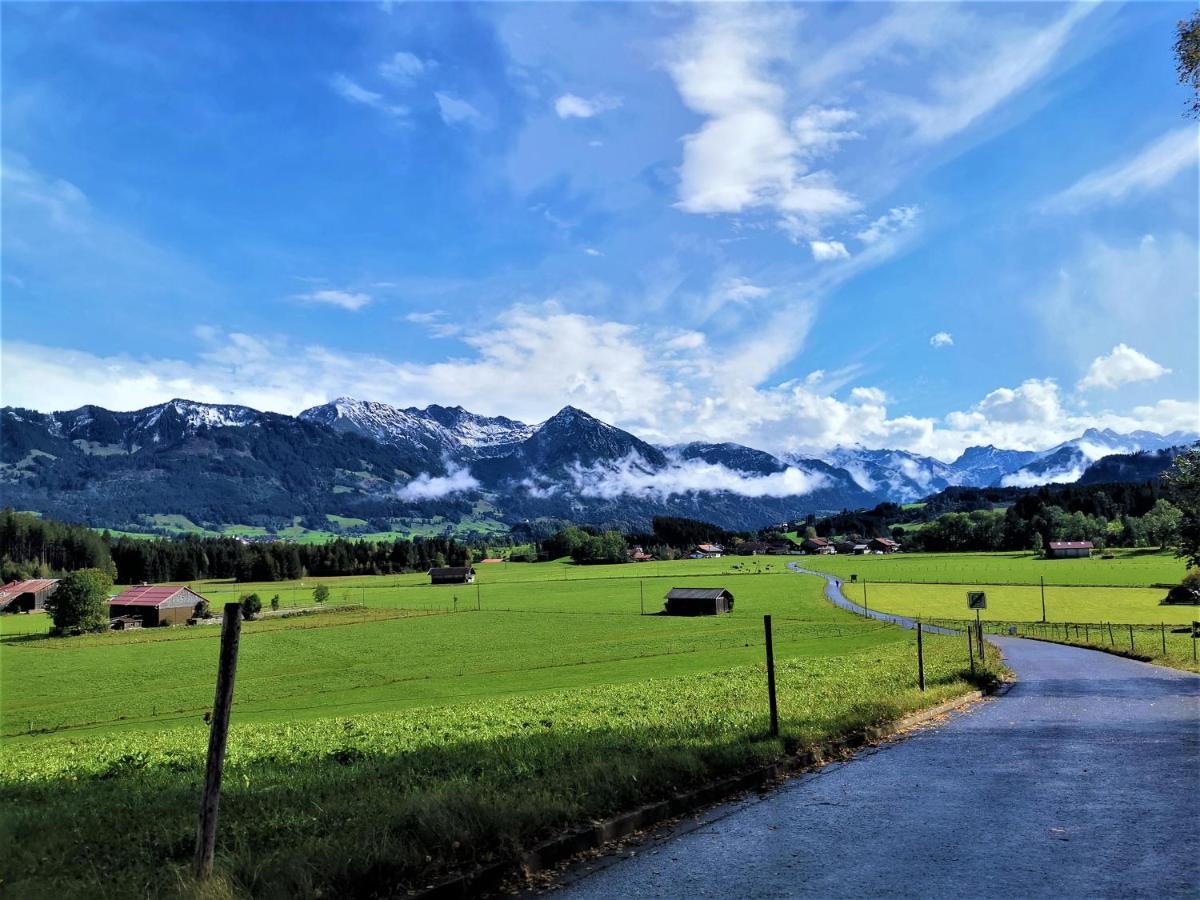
[{"x1": 556, "y1": 571, "x2": 1200, "y2": 899}]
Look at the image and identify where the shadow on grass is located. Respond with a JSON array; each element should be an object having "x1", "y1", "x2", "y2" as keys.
[{"x1": 0, "y1": 693, "x2": 951, "y2": 899}]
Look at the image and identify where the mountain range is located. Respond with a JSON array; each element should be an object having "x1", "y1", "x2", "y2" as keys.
[{"x1": 0, "y1": 397, "x2": 1194, "y2": 534}]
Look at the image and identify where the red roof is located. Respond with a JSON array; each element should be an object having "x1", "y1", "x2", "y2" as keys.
[
  {"x1": 0, "y1": 578, "x2": 58, "y2": 600},
  {"x1": 109, "y1": 585, "x2": 193, "y2": 607},
  {"x1": 1048, "y1": 541, "x2": 1093, "y2": 550}
]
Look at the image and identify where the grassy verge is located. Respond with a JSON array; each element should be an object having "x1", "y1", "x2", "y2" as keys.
[
  {"x1": 931, "y1": 617, "x2": 1200, "y2": 674},
  {"x1": 0, "y1": 633, "x2": 1000, "y2": 898}
]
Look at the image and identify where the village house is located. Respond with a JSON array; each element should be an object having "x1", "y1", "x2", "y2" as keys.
[
  {"x1": 802, "y1": 537, "x2": 835, "y2": 555},
  {"x1": 693, "y1": 543, "x2": 724, "y2": 559},
  {"x1": 869, "y1": 537, "x2": 900, "y2": 554},
  {"x1": 0, "y1": 578, "x2": 59, "y2": 613},
  {"x1": 429, "y1": 566, "x2": 476, "y2": 585},
  {"x1": 108, "y1": 585, "x2": 209, "y2": 627},
  {"x1": 663, "y1": 587, "x2": 735, "y2": 616},
  {"x1": 737, "y1": 541, "x2": 771, "y2": 556},
  {"x1": 628, "y1": 546, "x2": 655, "y2": 562},
  {"x1": 1046, "y1": 541, "x2": 1093, "y2": 559}
]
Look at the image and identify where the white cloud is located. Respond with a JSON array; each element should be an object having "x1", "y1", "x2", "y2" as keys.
[
  {"x1": 584, "y1": 247, "x2": 603, "y2": 257},
  {"x1": 554, "y1": 93, "x2": 622, "y2": 119},
  {"x1": 1077, "y1": 344, "x2": 1171, "y2": 391},
  {"x1": 857, "y1": 206, "x2": 920, "y2": 245},
  {"x1": 810, "y1": 240, "x2": 850, "y2": 262},
  {"x1": 667, "y1": 7, "x2": 859, "y2": 233},
  {"x1": 330, "y1": 74, "x2": 407, "y2": 117},
  {"x1": 395, "y1": 461, "x2": 480, "y2": 501},
  {"x1": 1043, "y1": 127, "x2": 1198, "y2": 212},
  {"x1": 379, "y1": 51, "x2": 429, "y2": 84},
  {"x1": 896, "y1": 3, "x2": 1097, "y2": 142},
  {"x1": 565, "y1": 454, "x2": 830, "y2": 500},
  {"x1": 721, "y1": 277, "x2": 770, "y2": 302},
  {"x1": 4, "y1": 304, "x2": 1195, "y2": 464},
  {"x1": 929, "y1": 332, "x2": 954, "y2": 348},
  {"x1": 435, "y1": 92, "x2": 484, "y2": 126},
  {"x1": 293, "y1": 289, "x2": 372, "y2": 311}
]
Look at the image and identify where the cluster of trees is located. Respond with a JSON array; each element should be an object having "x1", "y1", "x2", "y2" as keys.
[
  {"x1": 0, "y1": 509, "x2": 489, "y2": 584},
  {"x1": 537, "y1": 516, "x2": 744, "y2": 564},
  {"x1": 893, "y1": 499, "x2": 1186, "y2": 554},
  {"x1": 539, "y1": 526, "x2": 630, "y2": 564},
  {"x1": 0, "y1": 510, "x2": 116, "y2": 583}
]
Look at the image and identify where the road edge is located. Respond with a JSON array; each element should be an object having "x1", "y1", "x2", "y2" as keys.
[{"x1": 420, "y1": 687, "x2": 992, "y2": 898}]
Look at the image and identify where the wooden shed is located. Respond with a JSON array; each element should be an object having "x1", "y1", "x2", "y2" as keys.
[
  {"x1": 429, "y1": 566, "x2": 476, "y2": 585},
  {"x1": 108, "y1": 585, "x2": 208, "y2": 627},
  {"x1": 1047, "y1": 541, "x2": 1093, "y2": 559},
  {"x1": 0, "y1": 578, "x2": 59, "y2": 613},
  {"x1": 869, "y1": 537, "x2": 900, "y2": 553},
  {"x1": 663, "y1": 587, "x2": 734, "y2": 616}
]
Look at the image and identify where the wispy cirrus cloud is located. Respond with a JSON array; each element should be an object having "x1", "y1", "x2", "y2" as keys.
[
  {"x1": 554, "y1": 93, "x2": 621, "y2": 119},
  {"x1": 330, "y1": 73, "x2": 407, "y2": 117},
  {"x1": 1042, "y1": 127, "x2": 1198, "y2": 212},
  {"x1": 292, "y1": 289, "x2": 372, "y2": 311}
]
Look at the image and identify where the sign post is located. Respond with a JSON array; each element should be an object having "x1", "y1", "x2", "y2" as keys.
[
  {"x1": 967, "y1": 592, "x2": 987, "y2": 667},
  {"x1": 764, "y1": 615, "x2": 779, "y2": 738}
]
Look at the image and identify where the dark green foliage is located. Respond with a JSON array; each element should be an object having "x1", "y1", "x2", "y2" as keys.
[
  {"x1": 44, "y1": 568, "x2": 113, "y2": 633},
  {"x1": 239, "y1": 593, "x2": 262, "y2": 619},
  {"x1": 0, "y1": 509, "x2": 115, "y2": 579},
  {"x1": 1164, "y1": 449, "x2": 1200, "y2": 567},
  {"x1": 1177, "y1": 10, "x2": 1200, "y2": 117},
  {"x1": 313, "y1": 584, "x2": 330, "y2": 604}
]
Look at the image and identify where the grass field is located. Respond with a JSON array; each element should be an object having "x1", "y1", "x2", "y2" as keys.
[
  {"x1": 837, "y1": 582, "x2": 1194, "y2": 626},
  {"x1": 0, "y1": 565, "x2": 1001, "y2": 897},
  {"x1": 799, "y1": 548, "x2": 1185, "y2": 587},
  {"x1": 975, "y1": 620, "x2": 1199, "y2": 674}
]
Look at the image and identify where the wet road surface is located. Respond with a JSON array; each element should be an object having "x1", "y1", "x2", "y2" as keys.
[{"x1": 558, "y1": 575, "x2": 1200, "y2": 899}]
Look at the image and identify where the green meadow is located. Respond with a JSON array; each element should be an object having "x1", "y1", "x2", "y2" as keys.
[
  {"x1": 797, "y1": 548, "x2": 1186, "y2": 587},
  {"x1": 1, "y1": 551, "x2": 1180, "y2": 896},
  {"x1": 838, "y1": 582, "x2": 1193, "y2": 626},
  {"x1": 0, "y1": 560, "x2": 1002, "y2": 896}
]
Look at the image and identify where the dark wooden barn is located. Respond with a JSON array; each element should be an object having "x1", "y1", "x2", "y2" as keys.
[
  {"x1": 663, "y1": 587, "x2": 735, "y2": 616},
  {"x1": 108, "y1": 585, "x2": 209, "y2": 627},
  {"x1": 0, "y1": 578, "x2": 59, "y2": 613},
  {"x1": 429, "y1": 566, "x2": 476, "y2": 585}
]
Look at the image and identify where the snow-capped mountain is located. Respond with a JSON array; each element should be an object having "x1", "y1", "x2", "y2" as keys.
[
  {"x1": 817, "y1": 447, "x2": 957, "y2": 503},
  {"x1": 946, "y1": 445, "x2": 1040, "y2": 487},
  {"x1": 1000, "y1": 428, "x2": 1199, "y2": 488},
  {"x1": 10, "y1": 398, "x2": 262, "y2": 452},
  {"x1": 299, "y1": 397, "x2": 534, "y2": 460},
  {"x1": 1, "y1": 395, "x2": 1193, "y2": 533}
]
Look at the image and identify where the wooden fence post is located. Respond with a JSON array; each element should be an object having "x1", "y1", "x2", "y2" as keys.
[
  {"x1": 1161, "y1": 622, "x2": 1167, "y2": 656},
  {"x1": 916, "y1": 622, "x2": 925, "y2": 691},
  {"x1": 967, "y1": 624, "x2": 975, "y2": 677},
  {"x1": 193, "y1": 603, "x2": 243, "y2": 881},
  {"x1": 1128, "y1": 624, "x2": 1135, "y2": 653},
  {"x1": 764, "y1": 615, "x2": 779, "y2": 738}
]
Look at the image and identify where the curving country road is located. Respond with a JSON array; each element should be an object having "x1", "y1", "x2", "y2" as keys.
[{"x1": 556, "y1": 572, "x2": 1200, "y2": 899}]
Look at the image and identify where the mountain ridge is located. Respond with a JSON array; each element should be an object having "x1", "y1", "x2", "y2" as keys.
[{"x1": 1, "y1": 396, "x2": 1192, "y2": 533}]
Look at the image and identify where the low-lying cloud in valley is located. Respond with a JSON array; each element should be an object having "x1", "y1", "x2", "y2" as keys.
[
  {"x1": 396, "y1": 462, "x2": 480, "y2": 501},
  {"x1": 562, "y1": 454, "x2": 831, "y2": 501}
]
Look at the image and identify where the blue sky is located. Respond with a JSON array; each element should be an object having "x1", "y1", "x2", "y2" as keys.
[{"x1": 2, "y1": 1, "x2": 1197, "y2": 459}]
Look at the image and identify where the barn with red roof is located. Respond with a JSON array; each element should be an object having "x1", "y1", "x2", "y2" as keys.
[
  {"x1": 108, "y1": 585, "x2": 209, "y2": 627},
  {"x1": 0, "y1": 579, "x2": 59, "y2": 613}
]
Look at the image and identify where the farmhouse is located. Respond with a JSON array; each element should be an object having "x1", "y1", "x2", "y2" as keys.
[
  {"x1": 693, "y1": 543, "x2": 724, "y2": 558},
  {"x1": 429, "y1": 566, "x2": 476, "y2": 585},
  {"x1": 628, "y1": 546, "x2": 655, "y2": 562},
  {"x1": 802, "y1": 538, "x2": 834, "y2": 554},
  {"x1": 869, "y1": 537, "x2": 900, "y2": 554},
  {"x1": 1046, "y1": 541, "x2": 1093, "y2": 559},
  {"x1": 738, "y1": 541, "x2": 771, "y2": 556},
  {"x1": 108, "y1": 585, "x2": 209, "y2": 627},
  {"x1": 663, "y1": 587, "x2": 734, "y2": 616},
  {"x1": 0, "y1": 578, "x2": 59, "y2": 613}
]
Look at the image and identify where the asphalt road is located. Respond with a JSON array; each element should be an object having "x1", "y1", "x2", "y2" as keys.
[{"x1": 557, "y1": 576, "x2": 1200, "y2": 899}]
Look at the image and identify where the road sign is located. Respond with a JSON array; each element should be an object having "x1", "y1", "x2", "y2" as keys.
[
  {"x1": 1192, "y1": 621, "x2": 1200, "y2": 638},
  {"x1": 851, "y1": 574, "x2": 858, "y2": 583},
  {"x1": 967, "y1": 591, "x2": 987, "y2": 610}
]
